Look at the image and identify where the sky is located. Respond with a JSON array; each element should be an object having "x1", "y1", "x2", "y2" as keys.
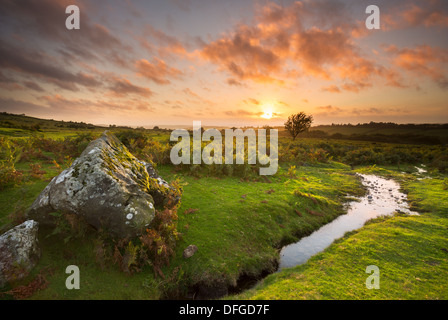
[{"x1": 0, "y1": 0, "x2": 447, "y2": 127}]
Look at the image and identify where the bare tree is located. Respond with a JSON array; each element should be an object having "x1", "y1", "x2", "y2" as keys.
[{"x1": 284, "y1": 112, "x2": 313, "y2": 140}]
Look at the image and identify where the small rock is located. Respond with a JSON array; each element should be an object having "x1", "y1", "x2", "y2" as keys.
[
  {"x1": 0, "y1": 220, "x2": 41, "y2": 288},
  {"x1": 183, "y1": 245, "x2": 198, "y2": 258}
]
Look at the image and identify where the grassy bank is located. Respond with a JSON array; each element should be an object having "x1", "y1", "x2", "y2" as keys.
[{"x1": 231, "y1": 168, "x2": 448, "y2": 299}]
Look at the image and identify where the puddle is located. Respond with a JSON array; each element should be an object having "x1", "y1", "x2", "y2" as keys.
[{"x1": 278, "y1": 174, "x2": 419, "y2": 270}]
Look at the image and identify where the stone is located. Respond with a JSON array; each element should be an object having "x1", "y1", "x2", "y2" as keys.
[
  {"x1": 0, "y1": 220, "x2": 41, "y2": 288},
  {"x1": 27, "y1": 131, "x2": 178, "y2": 238},
  {"x1": 183, "y1": 244, "x2": 198, "y2": 258}
]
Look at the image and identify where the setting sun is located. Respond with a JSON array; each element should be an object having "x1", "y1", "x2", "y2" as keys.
[
  {"x1": 261, "y1": 111, "x2": 273, "y2": 119},
  {"x1": 261, "y1": 103, "x2": 275, "y2": 119}
]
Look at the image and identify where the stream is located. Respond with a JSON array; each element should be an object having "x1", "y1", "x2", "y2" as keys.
[{"x1": 278, "y1": 173, "x2": 419, "y2": 270}]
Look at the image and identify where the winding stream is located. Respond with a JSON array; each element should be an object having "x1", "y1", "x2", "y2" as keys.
[{"x1": 278, "y1": 174, "x2": 419, "y2": 270}]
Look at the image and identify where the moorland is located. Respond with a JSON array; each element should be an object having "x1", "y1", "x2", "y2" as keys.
[{"x1": 0, "y1": 112, "x2": 447, "y2": 300}]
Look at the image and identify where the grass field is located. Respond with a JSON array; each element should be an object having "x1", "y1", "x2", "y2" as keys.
[{"x1": 0, "y1": 113, "x2": 447, "y2": 300}]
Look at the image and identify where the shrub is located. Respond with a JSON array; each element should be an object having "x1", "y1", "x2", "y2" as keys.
[
  {"x1": 45, "y1": 212, "x2": 93, "y2": 244},
  {"x1": 95, "y1": 178, "x2": 183, "y2": 277},
  {"x1": 0, "y1": 138, "x2": 23, "y2": 189},
  {"x1": 29, "y1": 163, "x2": 46, "y2": 179},
  {"x1": 287, "y1": 165, "x2": 297, "y2": 178}
]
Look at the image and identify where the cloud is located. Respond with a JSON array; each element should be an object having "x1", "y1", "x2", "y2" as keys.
[
  {"x1": 201, "y1": 28, "x2": 283, "y2": 84},
  {"x1": 351, "y1": 107, "x2": 383, "y2": 116},
  {"x1": 223, "y1": 109, "x2": 281, "y2": 119},
  {"x1": 0, "y1": 97, "x2": 51, "y2": 115},
  {"x1": 0, "y1": 43, "x2": 102, "y2": 91},
  {"x1": 136, "y1": 58, "x2": 183, "y2": 85},
  {"x1": 38, "y1": 94, "x2": 154, "y2": 115},
  {"x1": 224, "y1": 109, "x2": 263, "y2": 117},
  {"x1": 1, "y1": 0, "x2": 134, "y2": 68},
  {"x1": 277, "y1": 101, "x2": 289, "y2": 107},
  {"x1": 385, "y1": 45, "x2": 448, "y2": 89},
  {"x1": 183, "y1": 88, "x2": 201, "y2": 99},
  {"x1": 315, "y1": 105, "x2": 343, "y2": 116},
  {"x1": 108, "y1": 78, "x2": 153, "y2": 98},
  {"x1": 140, "y1": 25, "x2": 188, "y2": 59},
  {"x1": 226, "y1": 78, "x2": 244, "y2": 86},
  {"x1": 243, "y1": 98, "x2": 261, "y2": 105},
  {"x1": 383, "y1": 0, "x2": 448, "y2": 30},
  {"x1": 23, "y1": 81, "x2": 45, "y2": 92},
  {"x1": 198, "y1": 1, "x2": 388, "y2": 91},
  {"x1": 169, "y1": 0, "x2": 191, "y2": 12},
  {"x1": 322, "y1": 85, "x2": 341, "y2": 93}
]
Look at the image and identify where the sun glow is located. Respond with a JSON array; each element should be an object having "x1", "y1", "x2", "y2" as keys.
[
  {"x1": 261, "y1": 103, "x2": 275, "y2": 119},
  {"x1": 261, "y1": 111, "x2": 273, "y2": 119}
]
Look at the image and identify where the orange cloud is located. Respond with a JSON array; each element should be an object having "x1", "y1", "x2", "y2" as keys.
[
  {"x1": 198, "y1": 1, "x2": 390, "y2": 92},
  {"x1": 322, "y1": 85, "x2": 341, "y2": 93},
  {"x1": 201, "y1": 29, "x2": 283, "y2": 84},
  {"x1": 136, "y1": 58, "x2": 183, "y2": 85},
  {"x1": 314, "y1": 105, "x2": 344, "y2": 117},
  {"x1": 139, "y1": 25, "x2": 189, "y2": 60},
  {"x1": 243, "y1": 98, "x2": 261, "y2": 105},
  {"x1": 385, "y1": 45, "x2": 448, "y2": 88}
]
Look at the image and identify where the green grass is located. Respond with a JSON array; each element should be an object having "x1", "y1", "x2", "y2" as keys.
[
  {"x1": 231, "y1": 171, "x2": 448, "y2": 300},
  {"x1": 158, "y1": 163, "x2": 363, "y2": 292},
  {"x1": 1, "y1": 117, "x2": 446, "y2": 300},
  {"x1": 22, "y1": 226, "x2": 163, "y2": 300},
  {"x1": 1, "y1": 160, "x2": 364, "y2": 299},
  {"x1": 0, "y1": 161, "x2": 61, "y2": 230}
]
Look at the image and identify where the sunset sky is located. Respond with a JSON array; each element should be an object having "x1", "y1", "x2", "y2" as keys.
[{"x1": 1, "y1": 0, "x2": 447, "y2": 127}]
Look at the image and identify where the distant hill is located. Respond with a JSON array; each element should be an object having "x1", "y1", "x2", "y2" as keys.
[
  {"x1": 0, "y1": 112, "x2": 136, "y2": 138},
  {"x1": 271, "y1": 122, "x2": 448, "y2": 145},
  {"x1": 1, "y1": 112, "x2": 447, "y2": 144},
  {"x1": 0, "y1": 112, "x2": 106, "y2": 131},
  {"x1": 301, "y1": 122, "x2": 448, "y2": 145}
]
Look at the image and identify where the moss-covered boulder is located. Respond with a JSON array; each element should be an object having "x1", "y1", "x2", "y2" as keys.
[{"x1": 27, "y1": 131, "x2": 177, "y2": 238}]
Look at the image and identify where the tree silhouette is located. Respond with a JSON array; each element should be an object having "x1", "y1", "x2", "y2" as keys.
[{"x1": 284, "y1": 112, "x2": 313, "y2": 140}]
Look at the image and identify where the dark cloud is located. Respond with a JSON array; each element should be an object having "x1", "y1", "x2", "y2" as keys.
[
  {"x1": 0, "y1": 38, "x2": 102, "y2": 91},
  {"x1": 0, "y1": 97, "x2": 51, "y2": 115},
  {"x1": 23, "y1": 81, "x2": 45, "y2": 92},
  {"x1": 108, "y1": 78, "x2": 153, "y2": 98}
]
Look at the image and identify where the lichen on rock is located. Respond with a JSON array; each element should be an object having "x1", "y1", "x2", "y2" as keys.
[
  {"x1": 27, "y1": 131, "x2": 178, "y2": 238},
  {"x1": 0, "y1": 220, "x2": 40, "y2": 288}
]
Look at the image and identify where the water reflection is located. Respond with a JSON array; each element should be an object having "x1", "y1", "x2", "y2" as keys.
[{"x1": 278, "y1": 174, "x2": 418, "y2": 270}]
